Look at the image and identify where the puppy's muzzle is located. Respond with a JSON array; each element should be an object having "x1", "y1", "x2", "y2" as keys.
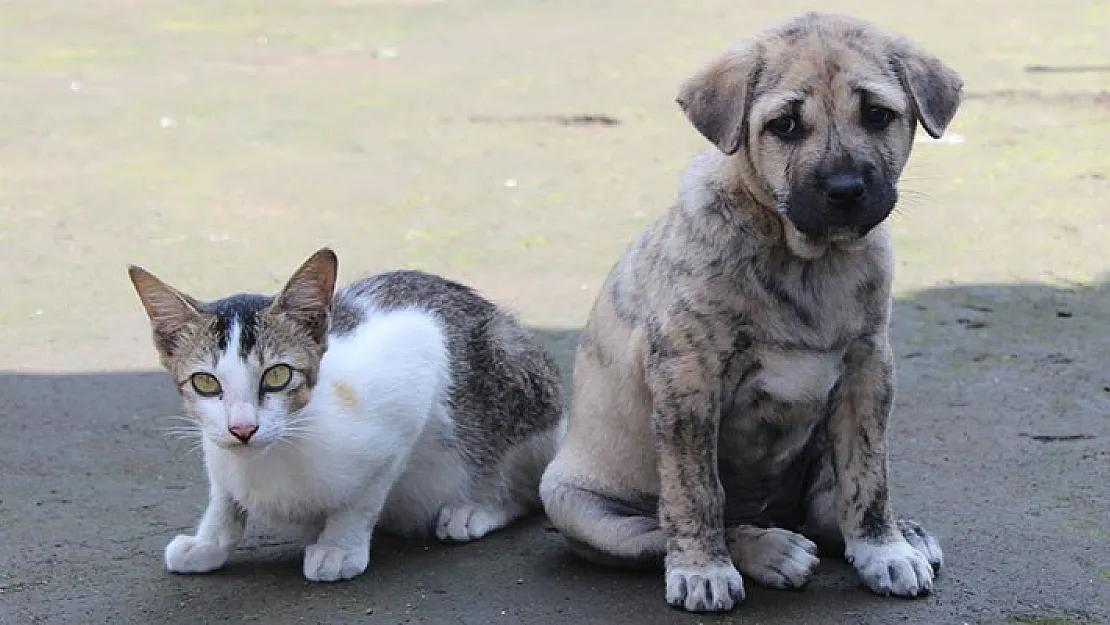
[{"x1": 787, "y1": 166, "x2": 895, "y2": 239}]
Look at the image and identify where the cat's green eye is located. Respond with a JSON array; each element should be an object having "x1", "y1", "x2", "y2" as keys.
[
  {"x1": 261, "y1": 364, "x2": 293, "y2": 392},
  {"x1": 190, "y1": 373, "x2": 221, "y2": 397}
]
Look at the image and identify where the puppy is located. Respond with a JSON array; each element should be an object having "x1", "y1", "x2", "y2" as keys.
[{"x1": 540, "y1": 12, "x2": 962, "y2": 613}]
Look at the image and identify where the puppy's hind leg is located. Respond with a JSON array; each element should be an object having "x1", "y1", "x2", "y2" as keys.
[
  {"x1": 541, "y1": 475, "x2": 822, "y2": 588},
  {"x1": 799, "y1": 452, "x2": 847, "y2": 556},
  {"x1": 726, "y1": 526, "x2": 819, "y2": 590},
  {"x1": 540, "y1": 472, "x2": 665, "y2": 569}
]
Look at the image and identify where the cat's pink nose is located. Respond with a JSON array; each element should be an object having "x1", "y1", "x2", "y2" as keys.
[{"x1": 228, "y1": 424, "x2": 258, "y2": 443}]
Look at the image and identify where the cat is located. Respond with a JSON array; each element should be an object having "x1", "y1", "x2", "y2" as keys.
[{"x1": 128, "y1": 248, "x2": 565, "y2": 582}]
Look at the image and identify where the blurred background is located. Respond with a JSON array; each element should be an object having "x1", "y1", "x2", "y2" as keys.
[{"x1": 1, "y1": 1, "x2": 1107, "y2": 624}]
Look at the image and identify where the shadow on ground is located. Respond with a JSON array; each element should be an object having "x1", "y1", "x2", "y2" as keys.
[{"x1": 2, "y1": 280, "x2": 1107, "y2": 625}]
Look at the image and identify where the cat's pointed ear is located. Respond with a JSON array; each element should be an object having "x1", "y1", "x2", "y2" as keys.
[
  {"x1": 128, "y1": 265, "x2": 203, "y2": 358},
  {"x1": 272, "y1": 248, "x2": 338, "y2": 344}
]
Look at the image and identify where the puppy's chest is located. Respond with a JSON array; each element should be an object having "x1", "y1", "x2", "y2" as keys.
[
  {"x1": 720, "y1": 264, "x2": 868, "y2": 408},
  {"x1": 751, "y1": 349, "x2": 843, "y2": 403},
  {"x1": 724, "y1": 346, "x2": 844, "y2": 407},
  {"x1": 717, "y1": 347, "x2": 842, "y2": 468},
  {"x1": 744, "y1": 254, "x2": 877, "y2": 348}
]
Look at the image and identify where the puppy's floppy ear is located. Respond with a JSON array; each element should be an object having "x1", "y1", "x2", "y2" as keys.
[
  {"x1": 891, "y1": 38, "x2": 963, "y2": 139},
  {"x1": 676, "y1": 44, "x2": 763, "y2": 155}
]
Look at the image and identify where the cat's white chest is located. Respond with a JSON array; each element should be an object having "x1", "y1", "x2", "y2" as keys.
[
  {"x1": 199, "y1": 307, "x2": 463, "y2": 532},
  {"x1": 211, "y1": 447, "x2": 353, "y2": 524}
]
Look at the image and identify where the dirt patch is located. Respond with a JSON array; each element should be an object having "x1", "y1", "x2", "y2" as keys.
[
  {"x1": 1, "y1": 0, "x2": 1108, "y2": 623},
  {"x1": 964, "y1": 89, "x2": 1110, "y2": 107}
]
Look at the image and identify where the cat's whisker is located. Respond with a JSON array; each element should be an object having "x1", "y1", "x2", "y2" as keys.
[
  {"x1": 273, "y1": 438, "x2": 306, "y2": 456},
  {"x1": 175, "y1": 440, "x2": 204, "y2": 462},
  {"x1": 282, "y1": 425, "x2": 317, "y2": 435},
  {"x1": 162, "y1": 432, "x2": 201, "y2": 439},
  {"x1": 162, "y1": 424, "x2": 201, "y2": 432},
  {"x1": 277, "y1": 437, "x2": 314, "y2": 449},
  {"x1": 158, "y1": 414, "x2": 202, "y2": 437},
  {"x1": 251, "y1": 438, "x2": 298, "y2": 462},
  {"x1": 162, "y1": 425, "x2": 199, "y2": 433},
  {"x1": 154, "y1": 414, "x2": 197, "y2": 426},
  {"x1": 280, "y1": 421, "x2": 319, "y2": 434},
  {"x1": 275, "y1": 434, "x2": 318, "y2": 452}
]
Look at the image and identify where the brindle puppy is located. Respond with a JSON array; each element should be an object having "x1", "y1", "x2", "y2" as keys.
[{"x1": 539, "y1": 12, "x2": 962, "y2": 614}]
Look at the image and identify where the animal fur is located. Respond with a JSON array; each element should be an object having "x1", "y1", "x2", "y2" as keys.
[
  {"x1": 540, "y1": 12, "x2": 962, "y2": 613},
  {"x1": 128, "y1": 249, "x2": 565, "y2": 582}
]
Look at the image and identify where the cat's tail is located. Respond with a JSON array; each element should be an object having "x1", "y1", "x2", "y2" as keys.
[{"x1": 495, "y1": 411, "x2": 566, "y2": 509}]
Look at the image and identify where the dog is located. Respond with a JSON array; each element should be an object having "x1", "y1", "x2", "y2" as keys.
[{"x1": 539, "y1": 12, "x2": 962, "y2": 614}]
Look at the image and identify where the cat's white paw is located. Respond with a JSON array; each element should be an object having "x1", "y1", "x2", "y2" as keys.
[
  {"x1": 846, "y1": 537, "x2": 934, "y2": 597},
  {"x1": 164, "y1": 534, "x2": 230, "y2": 574},
  {"x1": 303, "y1": 543, "x2": 369, "y2": 582},
  {"x1": 435, "y1": 504, "x2": 508, "y2": 542},
  {"x1": 731, "y1": 527, "x2": 820, "y2": 590}
]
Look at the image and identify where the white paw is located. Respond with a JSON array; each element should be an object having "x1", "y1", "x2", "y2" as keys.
[
  {"x1": 897, "y1": 519, "x2": 944, "y2": 574},
  {"x1": 732, "y1": 528, "x2": 820, "y2": 590},
  {"x1": 435, "y1": 504, "x2": 507, "y2": 542},
  {"x1": 846, "y1": 538, "x2": 934, "y2": 597},
  {"x1": 164, "y1": 534, "x2": 230, "y2": 574},
  {"x1": 664, "y1": 562, "x2": 745, "y2": 613},
  {"x1": 303, "y1": 543, "x2": 369, "y2": 582}
]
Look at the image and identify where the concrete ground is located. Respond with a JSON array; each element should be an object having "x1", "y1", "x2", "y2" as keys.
[{"x1": 1, "y1": 1, "x2": 1108, "y2": 623}]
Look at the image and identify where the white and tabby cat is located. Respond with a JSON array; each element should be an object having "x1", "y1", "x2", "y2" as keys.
[{"x1": 128, "y1": 248, "x2": 565, "y2": 582}]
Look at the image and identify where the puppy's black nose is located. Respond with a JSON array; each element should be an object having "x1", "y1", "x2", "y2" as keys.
[{"x1": 826, "y1": 173, "x2": 865, "y2": 203}]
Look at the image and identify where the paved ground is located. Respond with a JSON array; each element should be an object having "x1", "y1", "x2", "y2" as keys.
[{"x1": 1, "y1": 1, "x2": 1108, "y2": 623}]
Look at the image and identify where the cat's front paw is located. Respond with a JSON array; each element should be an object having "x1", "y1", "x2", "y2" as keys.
[
  {"x1": 303, "y1": 544, "x2": 369, "y2": 582},
  {"x1": 846, "y1": 537, "x2": 934, "y2": 598},
  {"x1": 164, "y1": 534, "x2": 230, "y2": 574},
  {"x1": 435, "y1": 504, "x2": 508, "y2": 542}
]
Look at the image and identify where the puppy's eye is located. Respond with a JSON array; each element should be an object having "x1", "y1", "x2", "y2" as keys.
[
  {"x1": 861, "y1": 104, "x2": 897, "y2": 132},
  {"x1": 190, "y1": 373, "x2": 222, "y2": 397},
  {"x1": 767, "y1": 115, "x2": 803, "y2": 141},
  {"x1": 261, "y1": 364, "x2": 293, "y2": 393}
]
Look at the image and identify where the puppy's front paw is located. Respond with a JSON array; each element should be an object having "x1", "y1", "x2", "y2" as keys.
[
  {"x1": 730, "y1": 527, "x2": 819, "y2": 590},
  {"x1": 164, "y1": 534, "x2": 230, "y2": 574},
  {"x1": 897, "y1": 519, "x2": 943, "y2": 574},
  {"x1": 664, "y1": 562, "x2": 745, "y2": 613},
  {"x1": 846, "y1": 538, "x2": 934, "y2": 598},
  {"x1": 303, "y1": 543, "x2": 369, "y2": 582}
]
